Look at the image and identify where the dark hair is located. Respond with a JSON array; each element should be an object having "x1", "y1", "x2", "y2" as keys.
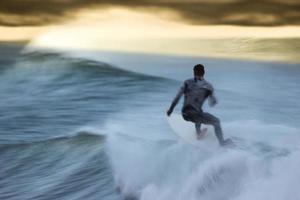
[{"x1": 193, "y1": 64, "x2": 205, "y2": 76}]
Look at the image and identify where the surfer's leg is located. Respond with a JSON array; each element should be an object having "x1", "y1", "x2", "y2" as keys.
[
  {"x1": 201, "y1": 112, "x2": 224, "y2": 144},
  {"x1": 195, "y1": 122, "x2": 201, "y2": 134},
  {"x1": 182, "y1": 106, "x2": 205, "y2": 139},
  {"x1": 195, "y1": 122, "x2": 202, "y2": 139},
  {"x1": 195, "y1": 122, "x2": 208, "y2": 139}
]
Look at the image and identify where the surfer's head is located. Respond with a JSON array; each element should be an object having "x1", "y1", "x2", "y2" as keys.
[{"x1": 193, "y1": 64, "x2": 205, "y2": 77}]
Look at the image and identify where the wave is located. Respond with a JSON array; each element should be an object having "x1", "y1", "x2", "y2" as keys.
[
  {"x1": 6, "y1": 43, "x2": 300, "y2": 200},
  {"x1": 107, "y1": 129, "x2": 253, "y2": 200},
  {"x1": 20, "y1": 49, "x2": 170, "y2": 81},
  {"x1": 0, "y1": 48, "x2": 173, "y2": 145},
  {"x1": 0, "y1": 129, "x2": 105, "y2": 147},
  {"x1": 233, "y1": 150, "x2": 300, "y2": 200},
  {"x1": 105, "y1": 117, "x2": 300, "y2": 200},
  {"x1": 138, "y1": 149, "x2": 300, "y2": 200},
  {"x1": 0, "y1": 127, "x2": 119, "y2": 200}
]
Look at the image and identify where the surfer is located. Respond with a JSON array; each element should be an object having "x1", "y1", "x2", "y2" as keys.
[{"x1": 167, "y1": 64, "x2": 231, "y2": 146}]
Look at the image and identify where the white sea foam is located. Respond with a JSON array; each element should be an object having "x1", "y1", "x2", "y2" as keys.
[{"x1": 106, "y1": 116, "x2": 300, "y2": 200}]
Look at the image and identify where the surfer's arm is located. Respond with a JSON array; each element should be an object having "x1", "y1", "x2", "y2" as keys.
[
  {"x1": 208, "y1": 91, "x2": 217, "y2": 107},
  {"x1": 167, "y1": 82, "x2": 186, "y2": 116},
  {"x1": 207, "y1": 84, "x2": 217, "y2": 107}
]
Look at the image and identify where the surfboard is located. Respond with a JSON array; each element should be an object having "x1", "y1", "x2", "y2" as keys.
[{"x1": 167, "y1": 113, "x2": 212, "y2": 145}]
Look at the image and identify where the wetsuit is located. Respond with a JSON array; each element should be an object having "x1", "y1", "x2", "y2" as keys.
[{"x1": 168, "y1": 77, "x2": 224, "y2": 144}]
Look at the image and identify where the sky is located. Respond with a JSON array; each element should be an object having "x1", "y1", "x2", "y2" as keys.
[
  {"x1": 1, "y1": 0, "x2": 300, "y2": 27},
  {"x1": 0, "y1": 0, "x2": 299, "y2": 62}
]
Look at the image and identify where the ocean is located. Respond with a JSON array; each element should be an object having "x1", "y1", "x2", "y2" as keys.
[{"x1": 0, "y1": 42, "x2": 300, "y2": 200}]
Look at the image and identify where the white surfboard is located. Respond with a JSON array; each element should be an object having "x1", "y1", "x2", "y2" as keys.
[{"x1": 167, "y1": 113, "x2": 213, "y2": 145}]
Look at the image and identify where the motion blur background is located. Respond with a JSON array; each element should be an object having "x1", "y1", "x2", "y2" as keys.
[
  {"x1": 1, "y1": 0, "x2": 300, "y2": 62},
  {"x1": 0, "y1": 1, "x2": 300, "y2": 200}
]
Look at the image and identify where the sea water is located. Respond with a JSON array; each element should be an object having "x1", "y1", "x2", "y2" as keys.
[{"x1": 0, "y1": 44, "x2": 300, "y2": 200}]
